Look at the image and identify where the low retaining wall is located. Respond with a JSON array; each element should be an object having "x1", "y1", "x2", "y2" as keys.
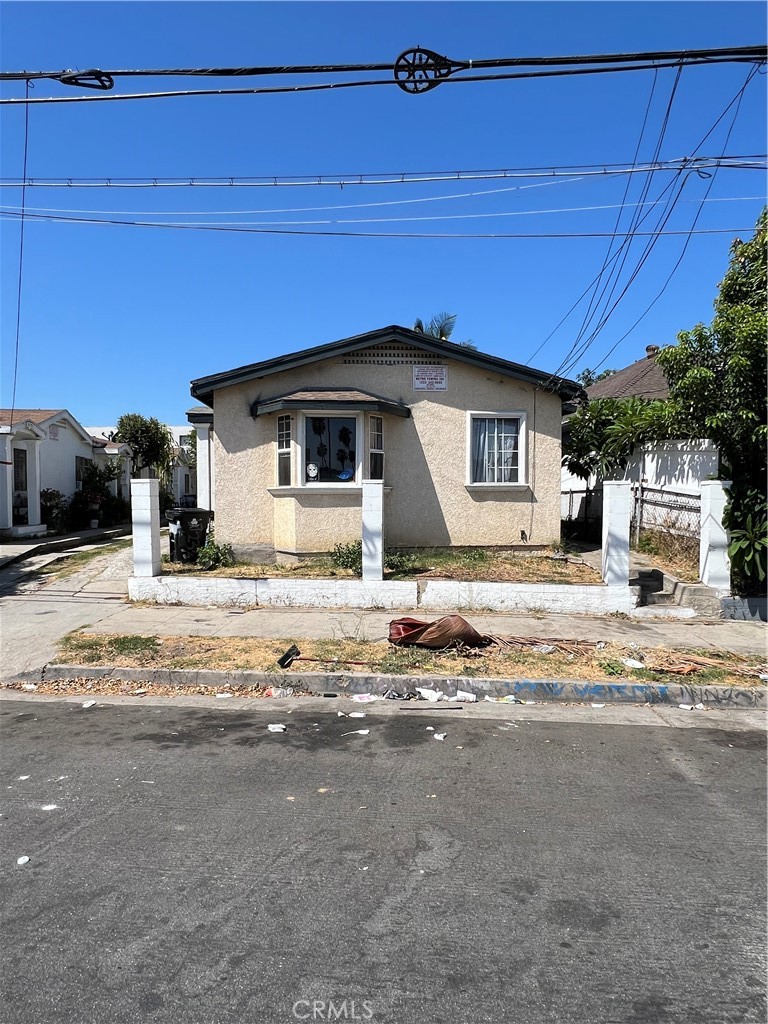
[
  {"x1": 12, "y1": 664, "x2": 765, "y2": 708},
  {"x1": 128, "y1": 574, "x2": 638, "y2": 614}
]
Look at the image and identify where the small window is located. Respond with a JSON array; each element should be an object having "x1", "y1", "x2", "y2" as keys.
[
  {"x1": 470, "y1": 416, "x2": 521, "y2": 484},
  {"x1": 305, "y1": 416, "x2": 356, "y2": 483},
  {"x1": 369, "y1": 416, "x2": 384, "y2": 480},
  {"x1": 179, "y1": 435, "x2": 191, "y2": 447},
  {"x1": 277, "y1": 415, "x2": 292, "y2": 486},
  {"x1": 75, "y1": 456, "x2": 90, "y2": 491}
]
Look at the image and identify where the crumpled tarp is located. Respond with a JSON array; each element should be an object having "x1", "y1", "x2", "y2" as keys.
[{"x1": 388, "y1": 614, "x2": 490, "y2": 649}]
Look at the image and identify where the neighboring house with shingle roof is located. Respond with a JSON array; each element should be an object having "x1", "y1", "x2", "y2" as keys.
[
  {"x1": 0, "y1": 408, "x2": 132, "y2": 537},
  {"x1": 189, "y1": 324, "x2": 582, "y2": 562},
  {"x1": 585, "y1": 346, "x2": 669, "y2": 401}
]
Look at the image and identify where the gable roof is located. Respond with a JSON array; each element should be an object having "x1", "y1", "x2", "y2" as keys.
[
  {"x1": 0, "y1": 408, "x2": 97, "y2": 445},
  {"x1": 0, "y1": 408, "x2": 64, "y2": 427},
  {"x1": 587, "y1": 354, "x2": 669, "y2": 401},
  {"x1": 190, "y1": 325, "x2": 583, "y2": 407}
]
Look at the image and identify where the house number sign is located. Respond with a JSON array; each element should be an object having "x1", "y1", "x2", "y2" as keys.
[{"x1": 413, "y1": 365, "x2": 447, "y2": 391}]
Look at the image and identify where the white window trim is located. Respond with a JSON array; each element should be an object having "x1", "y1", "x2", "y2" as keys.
[
  {"x1": 275, "y1": 414, "x2": 293, "y2": 488},
  {"x1": 465, "y1": 410, "x2": 528, "y2": 488},
  {"x1": 368, "y1": 414, "x2": 384, "y2": 481},
  {"x1": 299, "y1": 411, "x2": 364, "y2": 488}
]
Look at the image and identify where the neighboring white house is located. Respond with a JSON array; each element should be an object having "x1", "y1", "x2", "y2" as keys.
[
  {"x1": 87, "y1": 424, "x2": 196, "y2": 505},
  {"x1": 561, "y1": 347, "x2": 720, "y2": 524},
  {"x1": 0, "y1": 408, "x2": 131, "y2": 537}
]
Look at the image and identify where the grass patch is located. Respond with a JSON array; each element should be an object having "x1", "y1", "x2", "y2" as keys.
[
  {"x1": 52, "y1": 632, "x2": 766, "y2": 687},
  {"x1": 161, "y1": 547, "x2": 601, "y2": 585}
]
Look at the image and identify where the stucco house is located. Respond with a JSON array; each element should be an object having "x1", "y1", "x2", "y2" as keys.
[
  {"x1": 0, "y1": 408, "x2": 131, "y2": 537},
  {"x1": 189, "y1": 326, "x2": 582, "y2": 562}
]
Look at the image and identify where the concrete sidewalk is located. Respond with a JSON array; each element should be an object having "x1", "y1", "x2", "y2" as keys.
[{"x1": 0, "y1": 525, "x2": 130, "y2": 570}]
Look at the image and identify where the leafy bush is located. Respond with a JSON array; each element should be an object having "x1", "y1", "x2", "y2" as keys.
[
  {"x1": 196, "y1": 533, "x2": 236, "y2": 571},
  {"x1": 384, "y1": 550, "x2": 419, "y2": 573},
  {"x1": 727, "y1": 508, "x2": 768, "y2": 585},
  {"x1": 40, "y1": 488, "x2": 69, "y2": 534},
  {"x1": 331, "y1": 541, "x2": 363, "y2": 575}
]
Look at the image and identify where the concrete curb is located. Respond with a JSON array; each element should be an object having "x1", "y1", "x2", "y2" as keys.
[{"x1": 10, "y1": 664, "x2": 766, "y2": 708}]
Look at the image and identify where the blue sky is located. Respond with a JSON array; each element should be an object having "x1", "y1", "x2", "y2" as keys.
[{"x1": 1, "y1": 1, "x2": 765, "y2": 424}]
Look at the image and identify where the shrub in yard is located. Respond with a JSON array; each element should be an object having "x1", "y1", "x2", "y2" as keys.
[
  {"x1": 196, "y1": 533, "x2": 236, "y2": 571},
  {"x1": 40, "y1": 488, "x2": 69, "y2": 534},
  {"x1": 331, "y1": 541, "x2": 363, "y2": 575}
]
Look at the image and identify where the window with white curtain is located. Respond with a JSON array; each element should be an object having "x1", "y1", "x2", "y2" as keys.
[{"x1": 469, "y1": 414, "x2": 524, "y2": 484}]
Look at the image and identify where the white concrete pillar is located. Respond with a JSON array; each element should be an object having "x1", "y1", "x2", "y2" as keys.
[
  {"x1": 196, "y1": 425, "x2": 211, "y2": 510},
  {"x1": 361, "y1": 479, "x2": 384, "y2": 582},
  {"x1": 700, "y1": 480, "x2": 731, "y2": 593},
  {"x1": 0, "y1": 433, "x2": 13, "y2": 531},
  {"x1": 26, "y1": 439, "x2": 43, "y2": 527},
  {"x1": 131, "y1": 478, "x2": 162, "y2": 577},
  {"x1": 601, "y1": 480, "x2": 632, "y2": 586}
]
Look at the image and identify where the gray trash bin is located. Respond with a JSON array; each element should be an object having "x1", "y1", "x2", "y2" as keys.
[{"x1": 166, "y1": 508, "x2": 213, "y2": 564}]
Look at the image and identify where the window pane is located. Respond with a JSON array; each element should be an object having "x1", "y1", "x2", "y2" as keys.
[
  {"x1": 278, "y1": 452, "x2": 291, "y2": 486},
  {"x1": 277, "y1": 415, "x2": 291, "y2": 450},
  {"x1": 370, "y1": 416, "x2": 383, "y2": 451},
  {"x1": 305, "y1": 417, "x2": 356, "y2": 482},
  {"x1": 370, "y1": 452, "x2": 384, "y2": 480},
  {"x1": 471, "y1": 417, "x2": 519, "y2": 483}
]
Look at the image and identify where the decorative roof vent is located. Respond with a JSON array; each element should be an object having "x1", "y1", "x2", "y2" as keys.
[{"x1": 645, "y1": 345, "x2": 660, "y2": 358}]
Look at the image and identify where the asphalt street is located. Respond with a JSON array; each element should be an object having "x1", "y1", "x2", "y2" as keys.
[{"x1": 1, "y1": 696, "x2": 765, "y2": 1024}]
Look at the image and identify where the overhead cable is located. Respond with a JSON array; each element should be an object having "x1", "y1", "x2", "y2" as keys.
[
  {"x1": 1, "y1": 156, "x2": 763, "y2": 190},
  {"x1": 1, "y1": 48, "x2": 765, "y2": 104}
]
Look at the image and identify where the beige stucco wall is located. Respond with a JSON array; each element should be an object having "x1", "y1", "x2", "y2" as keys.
[{"x1": 210, "y1": 348, "x2": 563, "y2": 555}]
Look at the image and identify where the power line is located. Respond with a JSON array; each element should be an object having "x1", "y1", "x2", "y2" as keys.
[
  {"x1": 9, "y1": 82, "x2": 30, "y2": 432},
  {"x1": 1, "y1": 52, "x2": 765, "y2": 105},
  {"x1": 0, "y1": 195, "x2": 759, "y2": 225},
  {"x1": 542, "y1": 64, "x2": 762, "y2": 383},
  {"x1": 0, "y1": 210, "x2": 751, "y2": 238},
  {"x1": 2, "y1": 156, "x2": 762, "y2": 189},
  {"x1": 587, "y1": 62, "x2": 758, "y2": 375}
]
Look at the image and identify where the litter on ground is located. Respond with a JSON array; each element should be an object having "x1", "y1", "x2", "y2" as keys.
[
  {"x1": 348, "y1": 711, "x2": 366, "y2": 718},
  {"x1": 16, "y1": 856, "x2": 30, "y2": 866},
  {"x1": 342, "y1": 729, "x2": 370, "y2": 736},
  {"x1": 215, "y1": 693, "x2": 233, "y2": 699},
  {"x1": 352, "y1": 694, "x2": 378, "y2": 703},
  {"x1": 267, "y1": 724, "x2": 287, "y2": 733},
  {"x1": 81, "y1": 700, "x2": 96, "y2": 709},
  {"x1": 434, "y1": 733, "x2": 446, "y2": 741},
  {"x1": 455, "y1": 690, "x2": 477, "y2": 702}
]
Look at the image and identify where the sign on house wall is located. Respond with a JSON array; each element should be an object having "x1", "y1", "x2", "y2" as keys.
[{"x1": 413, "y1": 365, "x2": 448, "y2": 391}]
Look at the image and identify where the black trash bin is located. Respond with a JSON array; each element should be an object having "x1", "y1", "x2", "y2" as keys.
[{"x1": 166, "y1": 508, "x2": 213, "y2": 564}]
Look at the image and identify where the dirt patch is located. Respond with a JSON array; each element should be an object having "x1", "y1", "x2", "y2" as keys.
[{"x1": 48, "y1": 632, "x2": 767, "y2": 688}]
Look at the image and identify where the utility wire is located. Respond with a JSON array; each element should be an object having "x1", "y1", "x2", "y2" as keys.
[
  {"x1": 0, "y1": 195, "x2": 759, "y2": 225},
  {"x1": 0, "y1": 210, "x2": 750, "y2": 238},
  {"x1": 543, "y1": 64, "x2": 762, "y2": 383},
  {"x1": 557, "y1": 66, "x2": 684, "y2": 378},
  {"x1": 9, "y1": 82, "x2": 30, "y2": 431},
  {"x1": 587, "y1": 64, "x2": 759, "y2": 375},
  {"x1": 2, "y1": 44, "x2": 763, "y2": 82},
  {"x1": 2, "y1": 54, "x2": 765, "y2": 105},
  {"x1": 3, "y1": 156, "x2": 762, "y2": 188}
]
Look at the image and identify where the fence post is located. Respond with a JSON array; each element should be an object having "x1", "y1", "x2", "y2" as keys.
[
  {"x1": 131, "y1": 478, "x2": 162, "y2": 577},
  {"x1": 361, "y1": 479, "x2": 384, "y2": 582},
  {"x1": 700, "y1": 480, "x2": 731, "y2": 593},
  {"x1": 602, "y1": 480, "x2": 632, "y2": 586},
  {"x1": 633, "y1": 482, "x2": 642, "y2": 547}
]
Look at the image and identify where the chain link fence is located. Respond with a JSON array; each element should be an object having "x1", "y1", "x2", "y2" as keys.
[{"x1": 630, "y1": 484, "x2": 701, "y2": 578}]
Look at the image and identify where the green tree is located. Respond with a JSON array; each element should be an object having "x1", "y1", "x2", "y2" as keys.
[
  {"x1": 658, "y1": 208, "x2": 767, "y2": 593},
  {"x1": 413, "y1": 313, "x2": 477, "y2": 349},
  {"x1": 564, "y1": 208, "x2": 767, "y2": 594},
  {"x1": 114, "y1": 414, "x2": 174, "y2": 477},
  {"x1": 576, "y1": 367, "x2": 617, "y2": 388}
]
